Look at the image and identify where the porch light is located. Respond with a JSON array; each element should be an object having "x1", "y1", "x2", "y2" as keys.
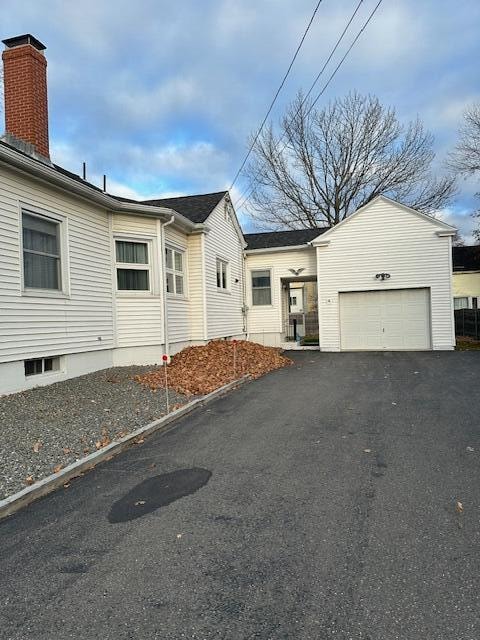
[{"x1": 375, "y1": 273, "x2": 391, "y2": 281}]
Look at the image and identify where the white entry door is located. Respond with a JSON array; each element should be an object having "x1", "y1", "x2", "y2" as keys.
[{"x1": 339, "y1": 288, "x2": 431, "y2": 350}]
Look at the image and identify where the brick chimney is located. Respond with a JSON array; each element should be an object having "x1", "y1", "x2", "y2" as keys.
[{"x1": 2, "y1": 34, "x2": 50, "y2": 160}]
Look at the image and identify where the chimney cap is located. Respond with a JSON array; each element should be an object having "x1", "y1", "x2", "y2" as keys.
[{"x1": 2, "y1": 34, "x2": 46, "y2": 51}]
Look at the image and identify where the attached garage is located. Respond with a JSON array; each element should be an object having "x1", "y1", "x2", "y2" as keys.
[
  {"x1": 339, "y1": 288, "x2": 431, "y2": 351},
  {"x1": 313, "y1": 196, "x2": 457, "y2": 352}
]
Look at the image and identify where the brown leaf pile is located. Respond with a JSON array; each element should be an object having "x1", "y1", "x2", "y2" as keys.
[{"x1": 135, "y1": 340, "x2": 292, "y2": 395}]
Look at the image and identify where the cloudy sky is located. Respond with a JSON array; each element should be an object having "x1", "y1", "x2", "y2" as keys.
[{"x1": 2, "y1": 0, "x2": 479, "y2": 238}]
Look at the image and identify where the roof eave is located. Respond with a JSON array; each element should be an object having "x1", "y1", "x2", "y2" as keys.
[
  {"x1": 245, "y1": 243, "x2": 314, "y2": 254},
  {"x1": 0, "y1": 142, "x2": 197, "y2": 230}
]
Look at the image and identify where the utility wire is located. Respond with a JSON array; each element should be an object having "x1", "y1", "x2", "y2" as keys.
[
  {"x1": 229, "y1": 0, "x2": 324, "y2": 192},
  {"x1": 233, "y1": 0, "x2": 364, "y2": 210},
  {"x1": 233, "y1": 0, "x2": 384, "y2": 211}
]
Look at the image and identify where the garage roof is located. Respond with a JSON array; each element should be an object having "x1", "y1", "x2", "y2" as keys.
[
  {"x1": 453, "y1": 245, "x2": 480, "y2": 271},
  {"x1": 244, "y1": 228, "x2": 328, "y2": 250}
]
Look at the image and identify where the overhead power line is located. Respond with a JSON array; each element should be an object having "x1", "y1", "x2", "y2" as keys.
[
  {"x1": 233, "y1": 0, "x2": 384, "y2": 211},
  {"x1": 229, "y1": 0, "x2": 324, "y2": 192}
]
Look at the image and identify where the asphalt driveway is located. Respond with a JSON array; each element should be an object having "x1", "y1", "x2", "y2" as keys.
[{"x1": 1, "y1": 351, "x2": 479, "y2": 640}]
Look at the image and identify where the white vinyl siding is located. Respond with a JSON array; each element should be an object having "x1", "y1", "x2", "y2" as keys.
[
  {"x1": 165, "y1": 226, "x2": 190, "y2": 345},
  {"x1": 204, "y1": 198, "x2": 244, "y2": 339},
  {"x1": 245, "y1": 248, "x2": 317, "y2": 336},
  {"x1": 0, "y1": 165, "x2": 114, "y2": 363},
  {"x1": 112, "y1": 215, "x2": 162, "y2": 348},
  {"x1": 316, "y1": 198, "x2": 454, "y2": 351},
  {"x1": 187, "y1": 233, "x2": 206, "y2": 340}
]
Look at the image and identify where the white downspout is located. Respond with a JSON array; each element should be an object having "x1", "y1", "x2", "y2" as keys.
[
  {"x1": 242, "y1": 248, "x2": 249, "y2": 338},
  {"x1": 159, "y1": 215, "x2": 175, "y2": 355}
]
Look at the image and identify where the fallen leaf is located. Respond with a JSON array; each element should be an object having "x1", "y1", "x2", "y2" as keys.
[
  {"x1": 136, "y1": 438, "x2": 145, "y2": 445},
  {"x1": 176, "y1": 533, "x2": 182, "y2": 539},
  {"x1": 83, "y1": 447, "x2": 90, "y2": 454},
  {"x1": 134, "y1": 500, "x2": 146, "y2": 506},
  {"x1": 32, "y1": 441, "x2": 42, "y2": 453},
  {"x1": 455, "y1": 500, "x2": 464, "y2": 514},
  {"x1": 62, "y1": 447, "x2": 72, "y2": 455},
  {"x1": 25, "y1": 475, "x2": 35, "y2": 486},
  {"x1": 53, "y1": 464, "x2": 63, "y2": 474},
  {"x1": 133, "y1": 340, "x2": 292, "y2": 396},
  {"x1": 364, "y1": 448, "x2": 372, "y2": 453},
  {"x1": 466, "y1": 446, "x2": 475, "y2": 452},
  {"x1": 149, "y1": 463, "x2": 156, "y2": 469},
  {"x1": 63, "y1": 483, "x2": 70, "y2": 488}
]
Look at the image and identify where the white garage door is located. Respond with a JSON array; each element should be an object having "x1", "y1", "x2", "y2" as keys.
[{"x1": 339, "y1": 288, "x2": 431, "y2": 351}]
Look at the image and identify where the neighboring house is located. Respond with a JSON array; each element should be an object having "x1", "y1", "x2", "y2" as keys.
[
  {"x1": 452, "y1": 245, "x2": 480, "y2": 309},
  {"x1": 0, "y1": 34, "x2": 458, "y2": 395}
]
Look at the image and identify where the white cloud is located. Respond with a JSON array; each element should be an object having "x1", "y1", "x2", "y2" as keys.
[
  {"x1": 437, "y1": 206, "x2": 478, "y2": 244},
  {"x1": 4, "y1": 0, "x2": 480, "y2": 223}
]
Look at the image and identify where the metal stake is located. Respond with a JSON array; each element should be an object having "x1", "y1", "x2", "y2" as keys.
[
  {"x1": 163, "y1": 356, "x2": 170, "y2": 413},
  {"x1": 233, "y1": 340, "x2": 237, "y2": 378}
]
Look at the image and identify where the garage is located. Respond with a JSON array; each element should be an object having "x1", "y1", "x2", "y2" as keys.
[{"x1": 339, "y1": 288, "x2": 432, "y2": 351}]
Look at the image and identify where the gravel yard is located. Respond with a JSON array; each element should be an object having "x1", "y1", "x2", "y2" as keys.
[{"x1": 0, "y1": 366, "x2": 188, "y2": 500}]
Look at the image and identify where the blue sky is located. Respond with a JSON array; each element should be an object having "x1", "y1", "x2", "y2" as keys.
[{"x1": 2, "y1": 0, "x2": 480, "y2": 239}]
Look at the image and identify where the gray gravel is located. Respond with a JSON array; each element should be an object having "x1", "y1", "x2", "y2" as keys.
[{"x1": 0, "y1": 366, "x2": 188, "y2": 500}]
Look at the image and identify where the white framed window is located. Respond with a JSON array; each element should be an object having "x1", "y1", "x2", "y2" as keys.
[
  {"x1": 251, "y1": 269, "x2": 272, "y2": 306},
  {"x1": 115, "y1": 239, "x2": 151, "y2": 292},
  {"x1": 22, "y1": 210, "x2": 62, "y2": 291},
  {"x1": 216, "y1": 258, "x2": 229, "y2": 290},
  {"x1": 454, "y1": 297, "x2": 469, "y2": 310},
  {"x1": 165, "y1": 246, "x2": 185, "y2": 296},
  {"x1": 24, "y1": 356, "x2": 60, "y2": 377}
]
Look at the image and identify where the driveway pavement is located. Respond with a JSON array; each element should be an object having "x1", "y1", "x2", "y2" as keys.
[{"x1": 1, "y1": 352, "x2": 479, "y2": 640}]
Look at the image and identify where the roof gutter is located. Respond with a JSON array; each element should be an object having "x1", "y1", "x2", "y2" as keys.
[
  {"x1": 244, "y1": 244, "x2": 314, "y2": 255},
  {"x1": 0, "y1": 142, "x2": 199, "y2": 232}
]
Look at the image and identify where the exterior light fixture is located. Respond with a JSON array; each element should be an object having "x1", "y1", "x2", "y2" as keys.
[{"x1": 375, "y1": 273, "x2": 391, "y2": 281}]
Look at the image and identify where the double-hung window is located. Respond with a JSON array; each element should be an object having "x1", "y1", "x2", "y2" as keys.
[
  {"x1": 22, "y1": 211, "x2": 62, "y2": 290},
  {"x1": 251, "y1": 269, "x2": 272, "y2": 305},
  {"x1": 453, "y1": 297, "x2": 469, "y2": 310},
  {"x1": 116, "y1": 240, "x2": 151, "y2": 291},
  {"x1": 165, "y1": 247, "x2": 185, "y2": 296},
  {"x1": 216, "y1": 258, "x2": 228, "y2": 290}
]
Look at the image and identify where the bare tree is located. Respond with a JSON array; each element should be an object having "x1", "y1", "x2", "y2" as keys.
[
  {"x1": 449, "y1": 103, "x2": 480, "y2": 243},
  {"x1": 246, "y1": 92, "x2": 456, "y2": 229}
]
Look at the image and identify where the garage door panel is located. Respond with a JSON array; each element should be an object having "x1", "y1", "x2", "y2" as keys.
[{"x1": 339, "y1": 288, "x2": 431, "y2": 351}]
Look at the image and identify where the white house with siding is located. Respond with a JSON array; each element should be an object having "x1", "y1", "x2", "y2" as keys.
[
  {"x1": 0, "y1": 33, "x2": 458, "y2": 396},
  {"x1": 244, "y1": 197, "x2": 456, "y2": 351}
]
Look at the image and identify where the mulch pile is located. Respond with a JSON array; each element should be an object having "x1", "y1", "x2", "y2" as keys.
[{"x1": 134, "y1": 340, "x2": 293, "y2": 395}]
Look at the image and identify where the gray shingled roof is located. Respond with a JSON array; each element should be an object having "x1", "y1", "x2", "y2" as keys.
[
  {"x1": 244, "y1": 228, "x2": 328, "y2": 250},
  {"x1": 453, "y1": 245, "x2": 480, "y2": 271},
  {"x1": 141, "y1": 191, "x2": 227, "y2": 223}
]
